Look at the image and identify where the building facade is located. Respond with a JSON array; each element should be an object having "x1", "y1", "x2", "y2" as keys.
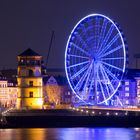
[
  {"x1": 0, "y1": 79, "x2": 17, "y2": 108},
  {"x1": 116, "y1": 69, "x2": 140, "y2": 107},
  {"x1": 43, "y1": 75, "x2": 72, "y2": 108}
]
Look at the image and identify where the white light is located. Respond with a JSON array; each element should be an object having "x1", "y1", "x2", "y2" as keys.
[
  {"x1": 37, "y1": 99, "x2": 43, "y2": 105},
  {"x1": 92, "y1": 111, "x2": 95, "y2": 114},
  {"x1": 115, "y1": 112, "x2": 118, "y2": 116},
  {"x1": 76, "y1": 108, "x2": 79, "y2": 111},
  {"x1": 106, "y1": 112, "x2": 110, "y2": 116},
  {"x1": 99, "y1": 112, "x2": 102, "y2": 115},
  {"x1": 81, "y1": 109, "x2": 83, "y2": 112},
  {"x1": 134, "y1": 128, "x2": 140, "y2": 131},
  {"x1": 125, "y1": 112, "x2": 128, "y2": 115},
  {"x1": 86, "y1": 110, "x2": 89, "y2": 113}
]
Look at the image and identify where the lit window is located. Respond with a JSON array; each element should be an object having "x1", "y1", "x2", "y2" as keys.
[
  {"x1": 137, "y1": 89, "x2": 140, "y2": 94},
  {"x1": 137, "y1": 80, "x2": 140, "y2": 86},
  {"x1": 125, "y1": 81, "x2": 129, "y2": 85},
  {"x1": 125, "y1": 93, "x2": 129, "y2": 97},
  {"x1": 125, "y1": 87, "x2": 129, "y2": 91},
  {"x1": 126, "y1": 100, "x2": 129, "y2": 104},
  {"x1": 138, "y1": 94, "x2": 140, "y2": 97}
]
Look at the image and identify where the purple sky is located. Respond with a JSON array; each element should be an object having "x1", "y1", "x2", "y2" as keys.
[{"x1": 0, "y1": 0, "x2": 140, "y2": 69}]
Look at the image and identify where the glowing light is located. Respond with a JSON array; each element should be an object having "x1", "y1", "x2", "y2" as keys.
[
  {"x1": 37, "y1": 99, "x2": 43, "y2": 105},
  {"x1": 125, "y1": 112, "x2": 128, "y2": 115},
  {"x1": 134, "y1": 128, "x2": 140, "y2": 131},
  {"x1": 86, "y1": 110, "x2": 89, "y2": 113},
  {"x1": 106, "y1": 112, "x2": 110, "y2": 116},
  {"x1": 92, "y1": 111, "x2": 95, "y2": 114},
  {"x1": 99, "y1": 112, "x2": 102, "y2": 115},
  {"x1": 76, "y1": 108, "x2": 79, "y2": 111},
  {"x1": 115, "y1": 112, "x2": 118, "y2": 116}
]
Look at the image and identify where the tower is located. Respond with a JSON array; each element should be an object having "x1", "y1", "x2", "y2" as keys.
[{"x1": 16, "y1": 48, "x2": 43, "y2": 109}]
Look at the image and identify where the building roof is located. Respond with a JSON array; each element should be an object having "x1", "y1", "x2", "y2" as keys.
[
  {"x1": 18, "y1": 48, "x2": 41, "y2": 57},
  {"x1": 43, "y1": 75, "x2": 68, "y2": 86}
]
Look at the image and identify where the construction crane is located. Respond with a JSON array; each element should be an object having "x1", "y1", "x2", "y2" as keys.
[{"x1": 46, "y1": 30, "x2": 55, "y2": 67}]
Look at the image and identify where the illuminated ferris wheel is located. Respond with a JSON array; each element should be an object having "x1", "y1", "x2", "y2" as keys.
[{"x1": 65, "y1": 14, "x2": 127, "y2": 105}]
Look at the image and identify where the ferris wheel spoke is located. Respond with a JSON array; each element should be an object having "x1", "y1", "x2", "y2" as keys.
[
  {"x1": 81, "y1": 24, "x2": 91, "y2": 41},
  {"x1": 100, "y1": 64, "x2": 115, "y2": 94},
  {"x1": 68, "y1": 54, "x2": 89, "y2": 59},
  {"x1": 101, "y1": 61, "x2": 123, "y2": 71},
  {"x1": 74, "y1": 65, "x2": 91, "y2": 91},
  {"x1": 97, "y1": 69, "x2": 108, "y2": 105},
  {"x1": 100, "y1": 57, "x2": 124, "y2": 61},
  {"x1": 75, "y1": 32, "x2": 89, "y2": 50},
  {"x1": 98, "y1": 33, "x2": 120, "y2": 57},
  {"x1": 99, "y1": 44, "x2": 123, "y2": 58},
  {"x1": 88, "y1": 71, "x2": 95, "y2": 97},
  {"x1": 99, "y1": 64, "x2": 110, "y2": 97},
  {"x1": 70, "y1": 63, "x2": 89, "y2": 80},
  {"x1": 68, "y1": 60, "x2": 90, "y2": 69},
  {"x1": 97, "y1": 24, "x2": 114, "y2": 55},
  {"x1": 97, "y1": 19, "x2": 108, "y2": 51},
  {"x1": 70, "y1": 42, "x2": 90, "y2": 56},
  {"x1": 103, "y1": 65, "x2": 119, "y2": 81},
  {"x1": 83, "y1": 62, "x2": 93, "y2": 94},
  {"x1": 95, "y1": 17, "x2": 100, "y2": 49}
]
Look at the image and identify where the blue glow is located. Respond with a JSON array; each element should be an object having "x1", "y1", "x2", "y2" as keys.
[
  {"x1": 71, "y1": 64, "x2": 89, "y2": 80},
  {"x1": 68, "y1": 60, "x2": 90, "y2": 69},
  {"x1": 65, "y1": 13, "x2": 127, "y2": 105},
  {"x1": 98, "y1": 33, "x2": 120, "y2": 57}
]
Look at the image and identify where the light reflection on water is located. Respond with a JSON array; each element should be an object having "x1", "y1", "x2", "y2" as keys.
[{"x1": 0, "y1": 128, "x2": 140, "y2": 140}]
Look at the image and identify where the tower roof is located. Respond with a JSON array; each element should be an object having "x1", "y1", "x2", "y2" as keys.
[{"x1": 18, "y1": 48, "x2": 41, "y2": 57}]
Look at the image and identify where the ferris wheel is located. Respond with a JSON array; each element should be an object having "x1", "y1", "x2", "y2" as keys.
[{"x1": 65, "y1": 14, "x2": 127, "y2": 105}]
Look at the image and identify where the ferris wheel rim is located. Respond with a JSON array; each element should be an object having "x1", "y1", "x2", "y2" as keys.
[{"x1": 65, "y1": 13, "x2": 127, "y2": 105}]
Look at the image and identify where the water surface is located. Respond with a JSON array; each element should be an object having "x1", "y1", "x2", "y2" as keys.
[{"x1": 0, "y1": 128, "x2": 140, "y2": 140}]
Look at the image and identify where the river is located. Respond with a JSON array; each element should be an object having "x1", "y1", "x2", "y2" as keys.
[{"x1": 0, "y1": 128, "x2": 140, "y2": 140}]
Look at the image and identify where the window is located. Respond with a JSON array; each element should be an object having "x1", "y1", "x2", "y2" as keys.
[
  {"x1": 29, "y1": 81, "x2": 33, "y2": 86},
  {"x1": 137, "y1": 80, "x2": 140, "y2": 86},
  {"x1": 137, "y1": 89, "x2": 140, "y2": 96},
  {"x1": 67, "y1": 92, "x2": 70, "y2": 95},
  {"x1": 125, "y1": 93, "x2": 129, "y2": 97},
  {"x1": 29, "y1": 92, "x2": 33, "y2": 98},
  {"x1": 125, "y1": 100, "x2": 129, "y2": 104},
  {"x1": 125, "y1": 81, "x2": 129, "y2": 85},
  {"x1": 125, "y1": 87, "x2": 129, "y2": 91},
  {"x1": 29, "y1": 69, "x2": 33, "y2": 76}
]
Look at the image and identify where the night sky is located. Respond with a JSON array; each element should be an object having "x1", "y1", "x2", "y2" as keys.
[{"x1": 0, "y1": 0, "x2": 140, "y2": 69}]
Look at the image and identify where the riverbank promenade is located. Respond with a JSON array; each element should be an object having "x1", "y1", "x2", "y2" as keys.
[{"x1": 1, "y1": 107, "x2": 140, "y2": 128}]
